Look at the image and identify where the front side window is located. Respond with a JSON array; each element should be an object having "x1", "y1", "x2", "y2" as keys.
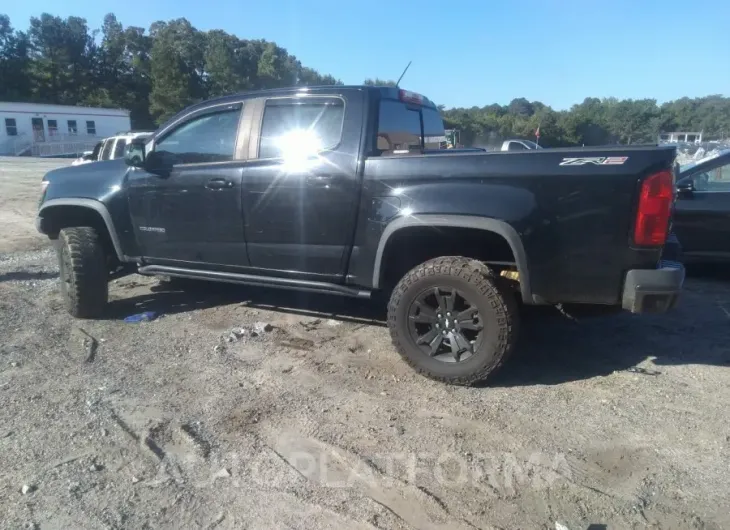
[
  {"x1": 689, "y1": 162, "x2": 730, "y2": 192},
  {"x1": 68, "y1": 120, "x2": 78, "y2": 135},
  {"x1": 155, "y1": 108, "x2": 241, "y2": 165},
  {"x1": 377, "y1": 100, "x2": 422, "y2": 153},
  {"x1": 258, "y1": 97, "x2": 345, "y2": 159},
  {"x1": 5, "y1": 118, "x2": 17, "y2": 136},
  {"x1": 113, "y1": 138, "x2": 127, "y2": 159},
  {"x1": 86, "y1": 120, "x2": 96, "y2": 135},
  {"x1": 100, "y1": 138, "x2": 114, "y2": 161}
]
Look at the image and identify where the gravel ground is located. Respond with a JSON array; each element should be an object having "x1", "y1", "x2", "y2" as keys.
[{"x1": 1, "y1": 158, "x2": 730, "y2": 530}]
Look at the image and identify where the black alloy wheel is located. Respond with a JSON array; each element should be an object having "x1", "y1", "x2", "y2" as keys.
[
  {"x1": 407, "y1": 286, "x2": 483, "y2": 363},
  {"x1": 387, "y1": 256, "x2": 519, "y2": 385}
]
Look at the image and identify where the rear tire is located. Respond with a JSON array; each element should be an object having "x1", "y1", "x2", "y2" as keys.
[
  {"x1": 387, "y1": 256, "x2": 519, "y2": 385},
  {"x1": 57, "y1": 227, "x2": 109, "y2": 318}
]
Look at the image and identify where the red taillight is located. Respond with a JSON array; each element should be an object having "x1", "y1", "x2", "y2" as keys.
[{"x1": 634, "y1": 169, "x2": 674, "y2": 246}]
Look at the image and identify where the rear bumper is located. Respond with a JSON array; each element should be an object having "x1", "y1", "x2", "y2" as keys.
[{"x1": 621, "y1": 260, "x2": 684, "y2": 313}]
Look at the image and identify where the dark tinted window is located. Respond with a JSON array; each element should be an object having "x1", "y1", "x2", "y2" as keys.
[
  {"x1": 156, "y1": 108, "x2": 241, "y2": 164},
  {"x1": 377, "y1": 100, "x2": 421, "y2": 152},
  {"x1": 508, "y1": 142, "x2": 528, "y2": 151},
  {"x1": 5, "y1": 118, "x2": 17, "y2": 136},
  {"x1": 100, "y1": 139, "x2": 114, "y2": 160},
  {"x1": 113, "y1": 138, "x2": 127, "y2": 158},
  {"x1": 422, "y1": 108, "x2": 446, "y2": 149},
  {"x1": 259, "y1": 97, "x2": 345, "y2": 159},
  {"x1": 86, "y1": 120, "x2": 96, "y2": 135},
  {"x1": 691, "y1": 163, "x2": 730, "y2": 192},
  {"x1": 91, "y1": 142, "x2": 103, "y2": 158}
]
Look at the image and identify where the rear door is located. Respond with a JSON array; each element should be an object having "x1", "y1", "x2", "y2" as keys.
[
  {"x1": 127, "y1": 101, "x2": 252, "y2": 268},
  {"x1": 241, "y1": 91, "x2": 364, "y2": 278},
  {"x1": 674, "y1": 157, "x2": 730, "y2": 258}
]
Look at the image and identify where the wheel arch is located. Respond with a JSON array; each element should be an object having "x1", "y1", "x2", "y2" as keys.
[
  {"x1": 38, "y1": 199, "x2": 125, "y2": 262},
  {"x1": 372, "y1": 214, "x2": 533, "y2": 303}
]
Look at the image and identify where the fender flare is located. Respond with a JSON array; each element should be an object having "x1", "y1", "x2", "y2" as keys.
[
  {"x1": 371, "y1": 214, "x2": 534, "y2": 303},
  {"x1": 38, "y1": 198, "x2": 126, "y2": 262}
]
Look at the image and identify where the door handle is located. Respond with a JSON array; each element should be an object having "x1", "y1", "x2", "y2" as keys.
[{"x1": 206, "y1": 178, "x2": 233, "y2": 190}]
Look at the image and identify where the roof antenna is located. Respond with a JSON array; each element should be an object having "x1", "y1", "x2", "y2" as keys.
[{"x1": 395, "y1": 60, "x2": 412, "y2": 88}]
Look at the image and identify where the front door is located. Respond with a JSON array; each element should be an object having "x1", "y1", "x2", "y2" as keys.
[
  {"x1": 674, "y1": 159, "x2": 730, "y2": 258},
  {"x1": 31, "y1": 118, "x2": 45, "y2": 142},
  {"x1": 241, "y1": 93, "x2": 363, "y2": 278},
  {"x1": 128, "y1": 103, "x2": 250, "y2": 268}
]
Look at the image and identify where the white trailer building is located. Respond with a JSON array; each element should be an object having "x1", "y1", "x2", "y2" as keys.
[{"x1": 0, "y1": 102, "x2": 131, "y2": 157}]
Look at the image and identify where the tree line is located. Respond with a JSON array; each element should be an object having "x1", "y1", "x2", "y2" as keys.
[
  {"x1": 441, "y1": 95, "x2": 730, "y2": 148},
  {"x1": 1, "y1": 12, "x2": 729, "y2": 145},
  {"x1": 0, "y1": 13, "x2": 342, "y2": 128}
]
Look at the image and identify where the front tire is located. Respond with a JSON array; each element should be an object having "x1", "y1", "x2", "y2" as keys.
[
  {"x1": 57, "y1": 227, "x2": 109, "y2": 318},
  {"x1": 387, "y1": 257, "x2": 519, "y2": 385}
]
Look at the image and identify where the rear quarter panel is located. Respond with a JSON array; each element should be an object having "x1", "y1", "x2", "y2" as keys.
[{"x1": 350, "y1": 146, "x2": 676, "y2": 305}]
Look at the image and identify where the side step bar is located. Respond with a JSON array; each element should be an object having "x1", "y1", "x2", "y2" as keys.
[{"x1": 137, "y1": 265, "x2": 372, "y2": 299}]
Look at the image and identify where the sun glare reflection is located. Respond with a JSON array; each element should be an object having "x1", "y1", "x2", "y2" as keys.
[{"x1": 276, "y1": 129, "x2": 322, "y2": 167}]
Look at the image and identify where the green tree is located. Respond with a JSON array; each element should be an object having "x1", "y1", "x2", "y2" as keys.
[
  {"x1": 149, "y1": 19, "x2": 206, "y2": 123},
  {"x1": 0, "y1": 15, "x2": 30, "y2": 101},
  {"x1": 26, "y1": 13, "x2": 96, "y2": 105},
  {"x1": 363, "y1": 78, "x2": 397, "y2": 87},
  {"x1": 84, "y1": 14, "x2": 153, "y2": 128}
]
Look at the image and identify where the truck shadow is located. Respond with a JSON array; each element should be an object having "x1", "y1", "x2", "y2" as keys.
[
  {"x1": 685, "y1": 263, "x2": 730, "y2": 282},
  {"x1": 103, "y1": 279, "x2": 386, "y2": 327},
  {"x1": 103, "y1": 277, "x2": 730, "y2": 386},
  {"x1": 490, "y1": 281, "x2": 730, "y2": 387}
]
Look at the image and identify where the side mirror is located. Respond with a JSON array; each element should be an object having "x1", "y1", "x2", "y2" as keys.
[
  {"x1": 124, "y1": 138, "x2": 147, "y2": 168},
  {"x1": 143, "y1": 150, "x2": 174, "y2": 177}
]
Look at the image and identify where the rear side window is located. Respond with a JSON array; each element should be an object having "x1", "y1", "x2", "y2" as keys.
[
  {"x1": 422, "y1": 108, "x2": 446, "y2": 149},
  {"x1": 258, "y1": 97, "x2": 345, "y2": 159},
  {"x1": 113, "y1": 138, "x2": 127, "y2": 159},
  {"x1": 377, "y1": 100, "x2": 422, "y2": 152},
  {"x1": 100, "y1": 139, "x2": 114, "y2": 161}
]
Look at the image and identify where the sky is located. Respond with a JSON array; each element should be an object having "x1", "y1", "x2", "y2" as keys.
[{"x1": 3, "y1": 0, "x2": 729, "y2": 110}]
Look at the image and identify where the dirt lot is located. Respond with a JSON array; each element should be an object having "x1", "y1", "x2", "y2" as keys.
[{"x1": 1, "y1": 157, "x2": 729, "y2": 530}]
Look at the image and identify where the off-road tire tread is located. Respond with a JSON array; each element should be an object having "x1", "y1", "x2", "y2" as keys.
[
  {"x1": 58, "y1": 227, "x2": 108, "y2": 318},
  {"x1": 387, "y1": 256, "x2": 519, "y2": 386}
]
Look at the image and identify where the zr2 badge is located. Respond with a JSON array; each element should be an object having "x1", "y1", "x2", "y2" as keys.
[{"x1": 559, "y1": 157, "x2": 629, "y2": 166}]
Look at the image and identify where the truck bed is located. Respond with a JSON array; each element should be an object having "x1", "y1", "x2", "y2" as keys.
[{"x1": 362, "y1": 145, "x2": 677, "y2": 305}]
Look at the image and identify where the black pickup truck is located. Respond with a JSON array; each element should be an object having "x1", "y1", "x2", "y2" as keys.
[{"x1": 37, "y1": 85, "x2": 684, "y2": 385}]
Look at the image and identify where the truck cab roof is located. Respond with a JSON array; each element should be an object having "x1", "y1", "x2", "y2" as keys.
[{"x1": 164, "y1": 85, "x2": 438, "y2": 126}]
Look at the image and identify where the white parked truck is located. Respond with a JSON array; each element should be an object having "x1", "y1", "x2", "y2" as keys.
[{"x1": 72, "y1": 131, "x2": 153, "y2": 166}]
